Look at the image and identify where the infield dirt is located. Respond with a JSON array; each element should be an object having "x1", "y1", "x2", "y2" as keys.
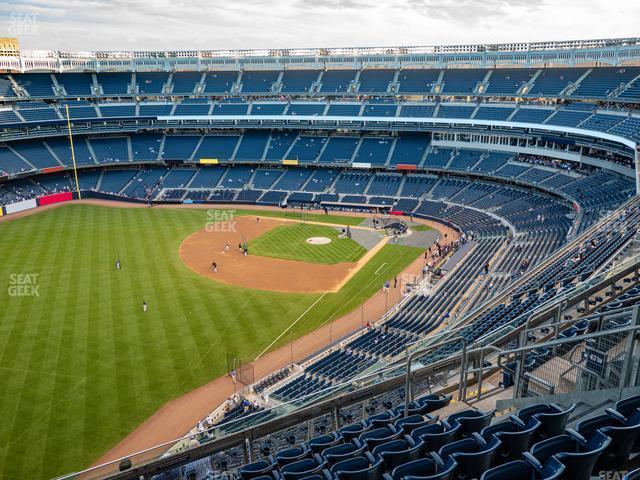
[{"x1": 179, "y1": 215, "x2": 388, "y2": 293}]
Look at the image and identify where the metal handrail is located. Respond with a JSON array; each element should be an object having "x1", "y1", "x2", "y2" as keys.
[{"x1": 403, "y1": 336, "x2": 467, "y2": 417}]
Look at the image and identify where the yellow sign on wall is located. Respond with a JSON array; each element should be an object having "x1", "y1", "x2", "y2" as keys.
[
  {"x1": 200, "y1": 158, "x2": 219, "y2": 165},
  {"x1": 0, "y1": 37, "x2": 19, "y2": 56},
  {"x1": 282, "y1": 159, "x2": 299, "y2": 166}
]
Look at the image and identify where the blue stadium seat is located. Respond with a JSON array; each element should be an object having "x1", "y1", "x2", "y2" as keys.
[
  {"x1": 323, "y1": 442, "x2": 368, "y2": 467},
  {"x1": 625, "y1": 468, "x2": 640, "y2": 480},
  {"x1": 330, "y1": 452, "x2": 384, "y2": 480},
  {"x1": 307, "y1": 432, "x2": 344, "y2": 454},
  {"x1": 279, "y1": 457, "x2": 327, "y2": 480},
  {"x1": 276, "y1": 445, "x2": 311, "y2": 466},
  {"x1": 419, "y1": 394, "x2": 452, "y2": 413},
  {"x1": 481, "y1": 416, "x2": 541, "y2": 463},
  {"x1": 480, "y1": 455, "x2": 565, "y2": 480},
  {"x1": 446, "y1": 409, "x2": 495, "y2": 437},
  {"x1": 240, "y1": 459, "x2": 277, "y2": 480},
  {"x1": 383, "y1": 454, "x2": 457, "y2": 480},
  {"x1": 339, "y1": 422, "x2": 372, "y2": 442},
  {"x1": 357, "y1": 426, "x2": 403, "y2": 449},
  {"x1": 438, "y1": 432, "x2": 501, "y2": 480},
  {"x1": 528, "y1": 430, "x2": 611, "y2": 480},
  {"x1": 575, "y1": 408, "x2": 640, "y2": 469},
  {"x1": 517, "y1": 403, "x2": 576, "y2": 440},
  {"x1": 371, "y1": 437, "x2": 424, "y2": 469},
  {"x1": 410, "y1": 421, "x2": 461, "y2": 452},
  {"x1": 394, "y1": 414, "x2": 438, "y2": 434},
  {"x1": 369, "y1": 410, "x2": 402, "y2": 429}
]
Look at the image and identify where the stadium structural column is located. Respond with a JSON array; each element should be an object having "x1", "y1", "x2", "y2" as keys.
[{"x1": 65, "y1": 105, "x2": 82, "y2": 200}]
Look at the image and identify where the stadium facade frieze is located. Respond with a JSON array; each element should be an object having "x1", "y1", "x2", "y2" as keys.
[{"x1": 3, "y1": 37, "x2": 640, "y2": 73}]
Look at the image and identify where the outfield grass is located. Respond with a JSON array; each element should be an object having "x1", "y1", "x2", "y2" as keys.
[
  {"x1": 235, "y1": 209, "x2": 365, "y2": 226},
  {"x1": 249, "y1": 223, "x2": 368, "y2": 264},
  {"x1": 0, "y1": 204, "x2": 421, "y2": 480}
]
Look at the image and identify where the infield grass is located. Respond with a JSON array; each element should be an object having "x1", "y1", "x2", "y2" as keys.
[
  {"x1": 249, "y1": 223, "x2": 368, "y2": 264},
  {"x1": 0, "y1": 204, "x2": 421, "y2": 480},
  {"x1": 410, "y1": 225, "x2": 434, "y2": 232}
]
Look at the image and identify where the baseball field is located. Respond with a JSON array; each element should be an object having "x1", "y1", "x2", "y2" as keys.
[{"x1": 0, "y1": 202, "x2": 429, "y2": 480}]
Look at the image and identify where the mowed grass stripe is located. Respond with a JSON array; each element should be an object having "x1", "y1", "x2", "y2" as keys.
[
  {"x1": 234, "y1": 209, "x2": 364, "y2": 226},
  {"x1": 249, "y1": 223, "x2": 368, "y2": 264},
  {"x1": 0, "y1": 205, "x2": 423, "y2": 480}
]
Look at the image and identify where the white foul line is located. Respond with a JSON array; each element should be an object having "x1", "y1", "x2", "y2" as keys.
[
  {"x1": 254, "y1": 291, "x2": 328, "y2": 361},
  {"x1": 374, "y1": 263, "x2": 388, "y2": 275}
]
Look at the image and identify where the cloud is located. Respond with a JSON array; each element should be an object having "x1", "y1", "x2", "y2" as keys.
[{"x1": 0, "y1": 0, "x2": 638, "y2": 51}]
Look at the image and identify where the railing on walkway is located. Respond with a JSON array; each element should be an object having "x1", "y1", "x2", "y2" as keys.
[{"x1": 459, "y1": 307, "x2": 640, "y2": 402}]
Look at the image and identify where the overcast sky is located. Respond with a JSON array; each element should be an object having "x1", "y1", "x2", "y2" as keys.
[{"x1": 1, "y1": 0, "x2": 638, "y2": 52}]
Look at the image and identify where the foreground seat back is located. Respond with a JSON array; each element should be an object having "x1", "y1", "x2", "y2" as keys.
[
  {"x1": 411, "y1": 421, "x2": 461, "y2": 452},
  {"x1": 395, "y1": 414, "x2": 437, "y2": 434},
  {"x1": 276, "y1": 445, "x2": 310, "y2": 466},
  {"x1": 280, "y1": 457, "x2": 325, "y2": 480},
  {"x1": 613, "y1": 394, "x2": 640, "y2": 452},
  {"x1": 439, "y1": 433, "x2": 501, "y2": 479},
  {"x1": 554, "y1": 431, "x2": 611, "y2": 480},
  {"x1": 518, "y1": 403, "x2": 576, "y2": 440},
  {"x1": 307, "y1": 432, "x2": 343, "y2": 454},
  {"x1": 331, "y1": 453, "x2": 384, "y2": 480},
  {"x1": 447, "y1": 409, "x2": 495, "y2": 437},
  {"x1": 576, "y1": 409, "x2": 640, "y2": 469},
  {"x1": 369, "y1": 410, "x2": 402, "y2": 429},
  {"x1": 487, "y1": 417, "x2": 541, "y2": 463},
  {"x1": 614, "y1": 394, "x2": 640, "y2": 419},
  {"x1": 419, "y1": 394, "x2": 453, "y2": 414},
  {"x1": 358, "y1": 426, "x2": 402, "y2": 449},
  {"x1": 372, "y1": 438, "x2": 423, "y2": 469},
  {"x1": 624, "y1": 467, "x2": 640, "y2": 480},
  {"x1": 340, "y1": 422, "x2": 372, "y2": 442},
  {"x1": 323, "y1": 442, "x2": 366, "y2": 467},
  {"x1": 240, "y1": 459, "x2": 275, "y2": 480},
  {"x1": 386, "y1": 454, "x2": 457, "y2": 480},
  {"x1": 480, "y1": 456, "x2": 565, "y2": 480}
]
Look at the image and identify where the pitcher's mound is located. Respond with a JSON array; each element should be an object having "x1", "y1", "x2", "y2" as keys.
[{"x1": 306, "y1": 237, "x2": 332, "y2": 245}]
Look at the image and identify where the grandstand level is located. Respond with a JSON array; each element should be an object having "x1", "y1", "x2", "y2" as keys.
[{"x1": 1, "y1": 35, "x2": 640, "y2": 480}]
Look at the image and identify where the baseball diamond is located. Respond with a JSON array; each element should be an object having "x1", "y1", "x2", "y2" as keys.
[{"x1": 1, "y1": 15, "x2": 640, "y2": 480}]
